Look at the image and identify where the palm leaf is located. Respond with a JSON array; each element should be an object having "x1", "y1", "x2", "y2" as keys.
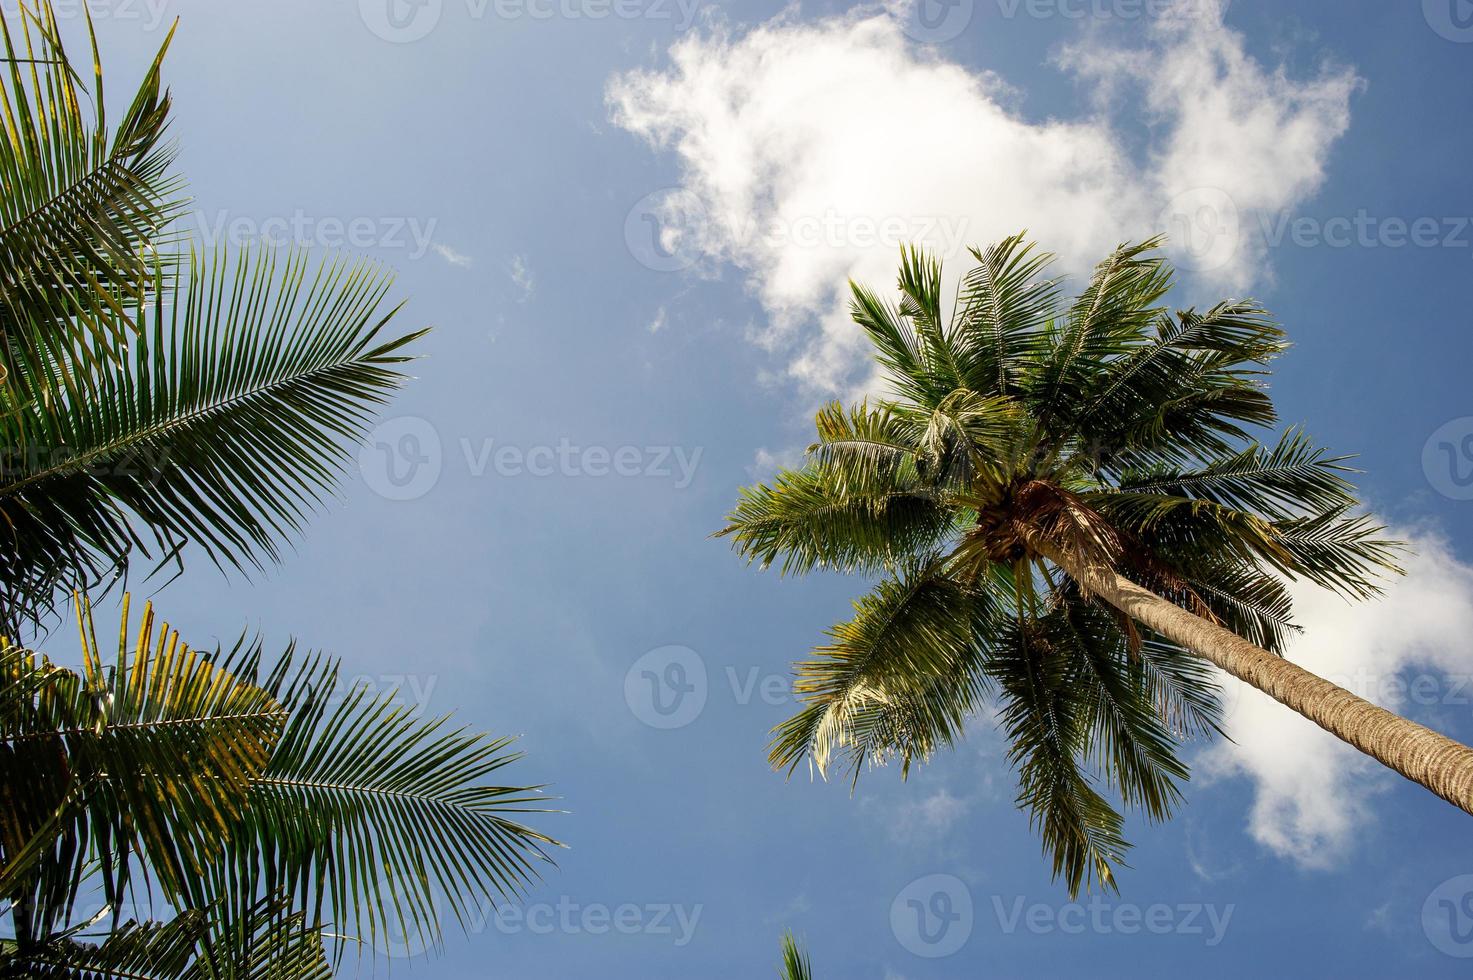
[{"x1": 0, "y1": 248, "x2": 425, "y2": 628}]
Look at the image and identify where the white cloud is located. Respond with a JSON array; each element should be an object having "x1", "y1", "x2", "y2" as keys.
[
  {"x1": 647, "y1": 305, "x2": 668, "y2": 334},
  {"x1": 433, "y1": 243, "x2": 473, "y2": 268},
  {"x1": 887, "y1": 788, "x2": 970, "y2": 844},
  {"x1": 747, "y1": 445, "x2": 806, "y2": 481},
  {"x1": 608, "y1": 1, "x2": 1359, "y2": 394},
  {"x1": 1201, "y1": 529, "x2": 1473, "y2": 868},
  {"x1": 509, "y1": 254, "x2": 535, "y2": 301}
]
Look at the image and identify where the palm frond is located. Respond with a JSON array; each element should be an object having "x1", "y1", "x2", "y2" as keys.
[
  {"x1": 768, "y1": 557, "x2": 997, "y2": 780},
  {"x1": 778, "y1": 932, "x2": 812, "y2": 980},
  {"x1": 188, "y1": 641, "x2": 561, "y2": 961},
  {"x1": 987, "y1": 619, "x2": 1128, "y2": 897},
  {"x1": 1117, "y1": 428, "x2": 1358, "y2": 520},
  {"x1": 0, "y1": 897, "x2": 331, "y2": 980},
  {"x1": 953, "y1": 232, "x2": 1059, "y2": 396},
  {"x1": 0, "y1": 248, "x2": 425, "y2": 628},
  {"x1": 0, "y1": 594, "x2": 284, "y2": 941},
  {"x1": 719, "y1": 462, "x2": 956, "y2": 577},
  {"x1": 1272, "y1": 506, "x2": 1403, "y2": 600},
  {"x1": 0, "y1": 4, "x2": 186, "y2": 388},
  {"x1": 1029, "y1": 238, "x2": 1173, "y2": 433}
]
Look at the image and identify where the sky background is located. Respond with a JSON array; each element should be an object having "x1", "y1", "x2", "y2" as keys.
[{"x1": 44, "y1": 0, "x2": 1473, "y2": 975}]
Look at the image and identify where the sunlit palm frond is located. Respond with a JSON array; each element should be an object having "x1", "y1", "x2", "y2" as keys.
[
  {"x1": 778, "y1": 932, "x2": 812, "y2": 980},
  {"x1": 0, "y1": 595, "x2": 284, "y2": 941},
  {"x1": 0, "y1": 5, "x2": 186, "y2": 385},
  {"x1": 768, "y1": 557, "x2": 998, "y2": 779}
]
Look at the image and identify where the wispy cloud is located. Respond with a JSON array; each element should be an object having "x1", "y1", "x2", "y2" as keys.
[
  {"x1": 647, "y1": 305, "x2": 668, "y2": 334},
  {"x1": 886, "y1": 788, "x2": 970, "y2": 845},
  {"x1": 509, "y1": 254, "x2": 535, "y2": 302},
  {"x1": 433, "y1": 243, "x2": 473, "y2": 268}
]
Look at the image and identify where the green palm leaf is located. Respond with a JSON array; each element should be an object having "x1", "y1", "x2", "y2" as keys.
[{"x1": 0, "y1": 248, "x2": 425, "y2": 627}]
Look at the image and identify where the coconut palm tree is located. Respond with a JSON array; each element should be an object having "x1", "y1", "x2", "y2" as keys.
[
  {"x1": 0, "y1": 3, "x2": 424, "y2": 632},
  {"x1": 0, "y1": 594, "x2": 557, "y2": 975},
  {"x1": 721, "y1": 235, "x2": 1473, "y2": 895},
  {"x1": 0, "y1": 6, "x2": 557, "y2": 973}
]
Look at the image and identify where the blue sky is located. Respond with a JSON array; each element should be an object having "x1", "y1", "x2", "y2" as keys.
[{"x1": 60, "y1": 0, "x2": 1473, "y2": 975}]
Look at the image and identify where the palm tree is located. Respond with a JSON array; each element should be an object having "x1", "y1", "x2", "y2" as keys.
[
  {"x1": 721, "y1": 235, "x2": 1473, "y2": 895},
  {"x1": 0, "y1": 594, "x2": 557, "y2": 975},
  {"x1": 0, "y1": 4, "x2": 424, "y2": 632},
  {"x1": 0, "y1": 5, "x2": 558, "y2": 973}
]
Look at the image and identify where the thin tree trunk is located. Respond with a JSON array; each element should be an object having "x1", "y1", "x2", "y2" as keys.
[{"x1": 1036, "y1": 541, "x2": 1473, "y2": 817}]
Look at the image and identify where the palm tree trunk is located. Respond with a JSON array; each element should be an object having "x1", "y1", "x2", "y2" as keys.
[{"x1": 1035, "y1": 542, "x2": 1473, "y2": 817}]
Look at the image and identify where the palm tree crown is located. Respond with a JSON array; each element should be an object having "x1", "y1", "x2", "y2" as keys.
[{"x1": 721, "y1": 235, "x2": 1402, "y2": 895}]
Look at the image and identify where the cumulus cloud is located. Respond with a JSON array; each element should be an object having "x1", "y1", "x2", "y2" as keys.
[
  {"x1": 1201, "y1": 529, "x2": 1473, "y2": 868},
  {"x1": 607, "y1": 0, "x2": 1359, "y2": 394}
]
